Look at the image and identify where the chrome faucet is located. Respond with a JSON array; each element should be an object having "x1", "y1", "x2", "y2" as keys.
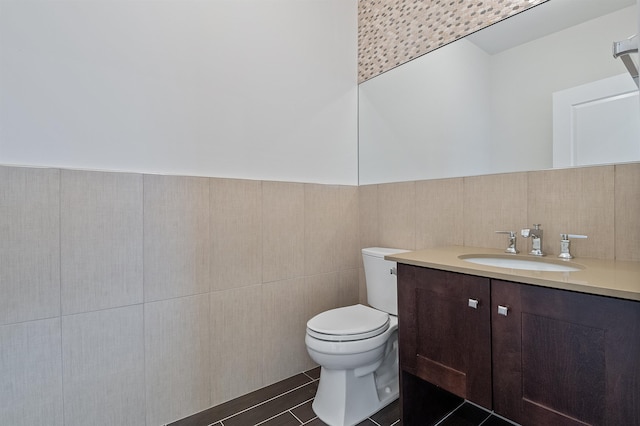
[{"x1": 521, "y1": 224, "x2": 544, "y2": 256}]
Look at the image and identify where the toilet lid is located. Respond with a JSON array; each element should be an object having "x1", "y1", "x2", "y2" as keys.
[{"x1": 306, "y1": 304, "x2": 389, "y2": 342}]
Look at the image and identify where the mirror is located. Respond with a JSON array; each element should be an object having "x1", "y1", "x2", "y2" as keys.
[{"x1": 358, "y1": 0, "x2": 639, "y2": 185}]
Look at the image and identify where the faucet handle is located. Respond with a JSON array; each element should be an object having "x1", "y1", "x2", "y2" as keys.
[
  {"x1": 561, "y1": 233, "x2": 588, "y2": 240},
  {"x1": 495, "y1": 231, "x2": 518, "y2": 254},
  {"x1": 558, "y1": 233, "x2": 588, "y2": 259},
  {"x1": 496, "y1": 231, "x2": 516, "y2": 236}
]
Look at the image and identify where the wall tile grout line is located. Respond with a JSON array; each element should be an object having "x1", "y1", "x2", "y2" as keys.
[
  {"x1": 59, "y1": 169, "x2": 66, "y2": 426},
  {"x1": 142, "y1": 174, "x2": 147, "y2": 426},
  {"x1": 207, "y1": 177, "x2": 214, "y2": 425}
]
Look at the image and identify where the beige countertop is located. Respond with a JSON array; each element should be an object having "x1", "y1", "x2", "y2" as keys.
[{"x1": 386, "y1": 246, "x2": 640, "y2": 302}]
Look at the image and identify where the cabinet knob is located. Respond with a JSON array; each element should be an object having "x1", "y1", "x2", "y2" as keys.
[
  {"x1": 497, "y1": 305, "x2": 509, "y2": 316},
  {"x1": 468, "y1": 299, "x2": 479, "y2": 309}
]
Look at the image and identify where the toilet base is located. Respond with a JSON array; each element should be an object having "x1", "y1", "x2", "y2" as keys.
[{"x1": 312, "y1": 365, "x2": 398, "y2": 426}]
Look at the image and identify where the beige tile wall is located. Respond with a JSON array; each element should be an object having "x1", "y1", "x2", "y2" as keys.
[
  {"x1": 262, "y1": 181, "x2": 305, "y2": 283},
  {"x1": 615, "y1": 163, "x2": 640, "y2": 262},
  {"x1": 464, "y1": 172, "x2": 528, "y2": 250},
  {"x1": 145, "y1": 294, "x2": 211, "y2": 425},
  {"x1": 261, "y1": 277, "x2": 309, "y2": 385},
  {"x1": 528, "y1": 167, "x2": 616, "y2": 260},
  {"x1": 0, "y1": 167, "x2": 60, "y2": 325},
  {"x1": 415, "y1": 178, "x2": 464, "y2": 250},
  {"x1": 378, "y1": 181, "x2": 416, "y2": 250},
  {"x1": 1, "y1": 162, "x2": 637, "y2": 426},
  {"x1": 210, "y1": 178, "x2": 262, "y2": 291},
  {"x1": 144, "y1": 175, "x2": 210, "y2": 302},
  {"x1": 61, "y1": 305, "x2": 145, "y2": 426},
  {"x1": 60, "y1": 170, "x2": 143, "y2": 315},
  {"x1": 0, "y1": 318, "x2": 63, "y2": 426},
  {"x1": 358, "y1": 164, "x2": 640, "y2": 290},
  {"x1": 210, "y1": 284, "x2": 263, "y2": 406},
  {"x1": 0, "y1": 165, "x2": 361, "y2": 426}
]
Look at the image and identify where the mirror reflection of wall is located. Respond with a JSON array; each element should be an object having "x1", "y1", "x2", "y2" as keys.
[{"x1": 359, "y1": 0, "x2": 639, "y2": 185}]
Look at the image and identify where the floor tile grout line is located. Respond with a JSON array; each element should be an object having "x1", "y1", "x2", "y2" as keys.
[
  {"x1": 215, "y1": 380, "x2": 317, "y2": 424},
  {"x1": 171, "y1": 371, "x2": 317, "y2": 426},
  {"x1": 289, "y1": 409, "x2": 304, "y2": 424},
  {"x1": 300, "y1": 417, "x2": 319, "y2": 426},
  {"x1": 434, "y1": 400, "x2": 467, "y2": 426},
  {"x1": 173, "y1": 369, "x2": 402, "y2": 426},
  {"x1": 287, "y1": 396, "x2": 315, "y2": 424},
  {"x1": 484, "y1": 411, "x2": 521, "y2": 426},
  {"x1": 302, "y1": 370, "x2": 320, "y2": 381},
  {"x1": 252, "y1": 395, "x2": 315, "y2": 426},
  {"x1": 290, "y1": 396, "x2": 315, "y2": 411},
  {"x1": 253, "y1": 409, "x2": 302, "y2": 426}
]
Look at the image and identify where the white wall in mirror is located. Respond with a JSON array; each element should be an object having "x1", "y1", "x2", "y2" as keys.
[
  {"x1": 359, "y1": 0, "x2": 639, "y2": 185},
  {"x1": 553, "y1": 73, "x2": 639, "y2": 168},
  {"x1": 358, "y1": 39, "x2": 492, "y2": 184}
]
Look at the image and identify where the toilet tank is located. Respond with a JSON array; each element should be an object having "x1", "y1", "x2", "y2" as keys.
[{"x1": 362, "y1": 247, "x2": 409, "y2": 315}]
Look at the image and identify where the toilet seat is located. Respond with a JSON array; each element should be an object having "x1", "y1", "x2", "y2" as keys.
[{"x1": 306, "y1": 304, "x2": 389, "y2": 342}]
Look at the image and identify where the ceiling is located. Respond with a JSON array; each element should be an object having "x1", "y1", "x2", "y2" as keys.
[{"x1": 467, "y1": 0, "x2": 636, "y2": 54}]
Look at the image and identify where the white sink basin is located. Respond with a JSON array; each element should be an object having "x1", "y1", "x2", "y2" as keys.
[{"x1": 459, "y1": 254, "x2": 584, "y2": 272}]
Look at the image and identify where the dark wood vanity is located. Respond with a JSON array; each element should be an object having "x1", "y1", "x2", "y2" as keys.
[{"x1": 395, "y1": 260, "x2": 640, "y2": 426}]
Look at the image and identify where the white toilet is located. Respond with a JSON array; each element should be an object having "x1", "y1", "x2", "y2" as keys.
[{"x1": 305, "y1": 247, "x2": 408, "y2": 426}]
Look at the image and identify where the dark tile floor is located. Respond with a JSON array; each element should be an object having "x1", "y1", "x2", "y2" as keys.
[{"x1": 168, "y1": 367, "x2": 518, "y2": 426}]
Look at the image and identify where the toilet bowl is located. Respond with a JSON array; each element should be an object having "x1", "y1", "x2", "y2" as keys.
[{"x1": 304, "y1": 247, "x2": 407, "y2": 426}]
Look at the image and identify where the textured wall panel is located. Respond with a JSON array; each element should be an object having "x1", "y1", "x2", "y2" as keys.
[{"x1": 358, "y1": 0, "x2": 545, "y2": 82}]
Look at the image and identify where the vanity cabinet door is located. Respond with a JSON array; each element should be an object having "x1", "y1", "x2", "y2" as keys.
[
  {"x1": 492, "y1": 279, "x2": 640, "y2": 426},
  {"x1": 398, "y1": 265, "x2": 492, "y2": 409}
]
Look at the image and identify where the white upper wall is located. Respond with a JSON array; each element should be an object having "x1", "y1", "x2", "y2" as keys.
[{"x1": 0, "y1": 0, "x2": 358, "y2": 185}]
